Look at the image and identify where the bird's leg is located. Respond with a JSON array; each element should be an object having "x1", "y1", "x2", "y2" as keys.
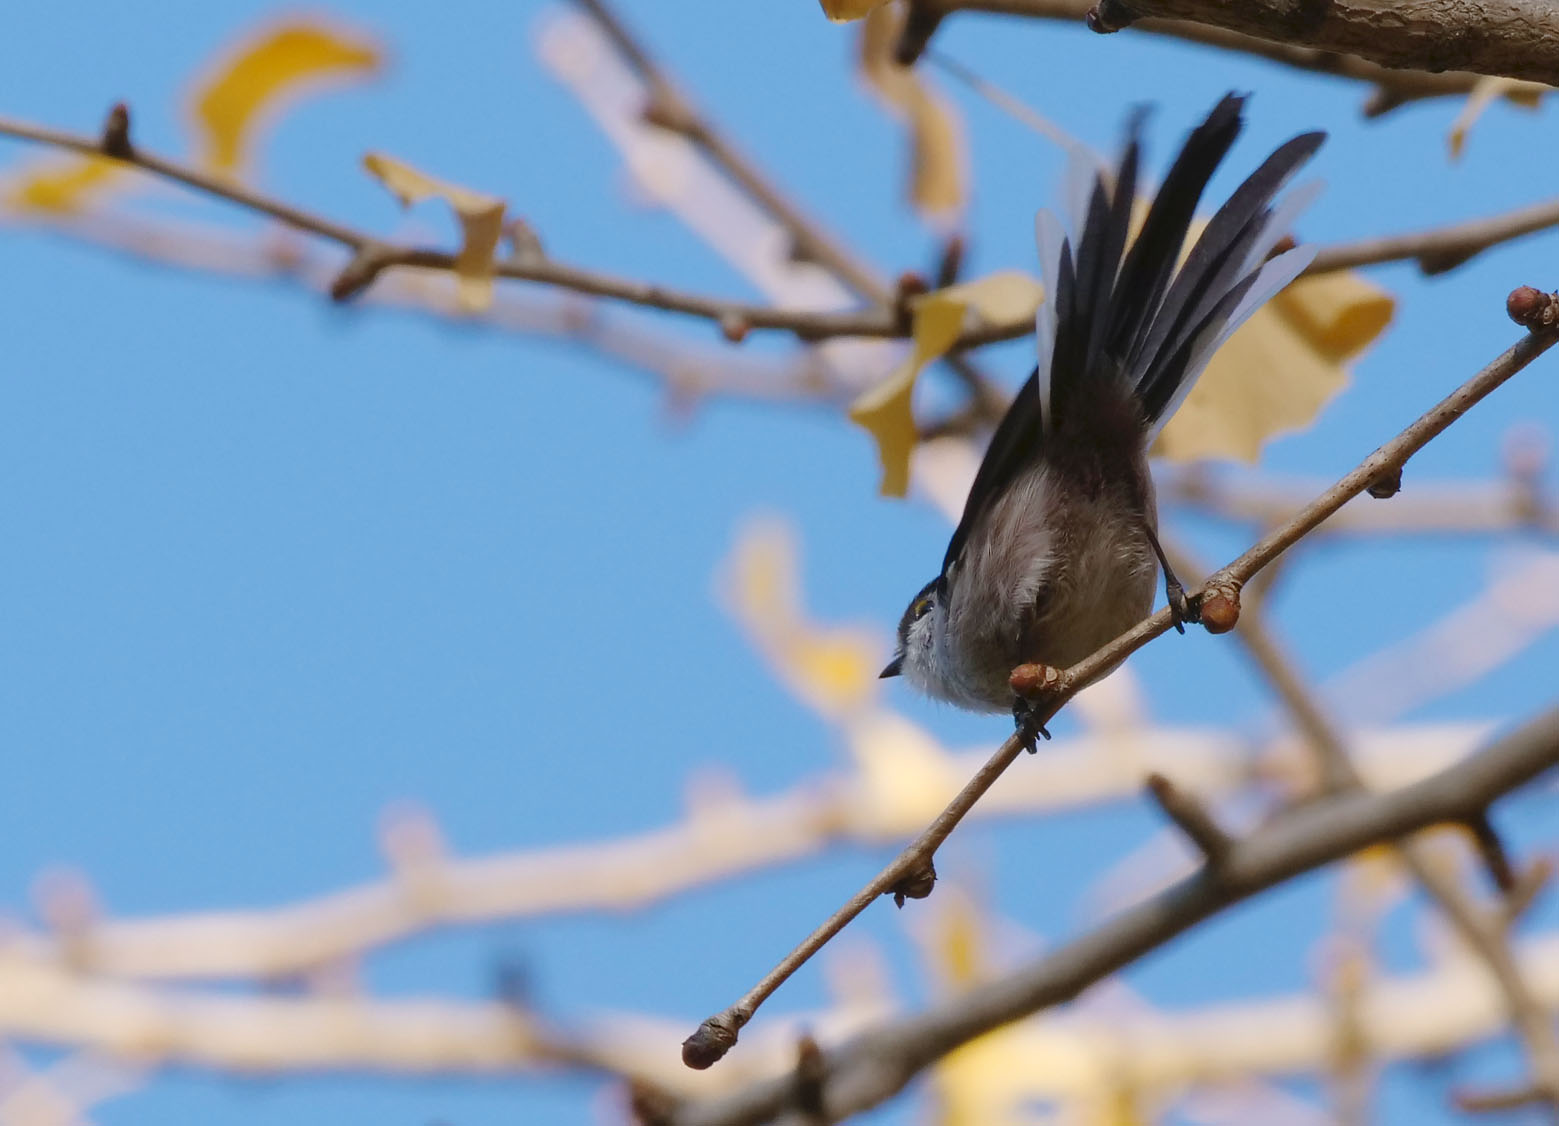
[
  {"x1": 1142, "y1": 522, "x2": 1196, "y2": 632},
  {"x1": 1011, "y1": 696, "x2": 1052, "y2": 753}
]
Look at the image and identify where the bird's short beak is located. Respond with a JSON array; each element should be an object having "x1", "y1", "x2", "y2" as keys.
[{"x1": 879, "y1": 655, "x2": 903, "y2": 679}]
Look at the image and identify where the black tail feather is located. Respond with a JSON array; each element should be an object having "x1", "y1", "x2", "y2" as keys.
[{"x1": 938, "y1": 95, "x2": 1323, "y2": 581}]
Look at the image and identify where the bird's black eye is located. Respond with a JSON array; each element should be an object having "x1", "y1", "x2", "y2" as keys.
[{"x1": 911, "y1": 594, "x2": 934, "y2": 620}]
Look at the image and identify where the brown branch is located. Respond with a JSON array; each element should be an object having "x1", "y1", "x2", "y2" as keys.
[
  {"x1": 1167, "y1": 536, "x2": 1559, "y2": 1113},
  {"x1": 1158, "y1": 463, "x2": 1559, "y2": 539},
  {"x1": 7, "y1": 107, "x2": 1559, "y2": 359},
  {"x1": 0, "y1": 111, "x2": 906, "y2": 342},
  {"x1": 567, "y1": 0, "x2": 1008, "y2": 416},
  {"x1": 673, "y1": 705, "x2": 1559, "y2": 1126},
  {"x1": 919, "y1": 0, "x2": 1533, "y2": 110},
  {"x1": 934, "y1": 0, "x2": 1559, "y2": 88},
  {"x1": 1114, "y1": 0, "x2": 1559, "y2": 87},
  {"x1": 1144, "y1": 772, "x2": 1232, "y2": 864},
  {"x1": 1308, "y1": 197, "x2": 1559, "y2": 277},
  {"x1": 569, "y1": 0, "x2": 886, "y2": 302},
  {"x1": 680, "y1": 321, "x2": 1559, "y2": 1069}
]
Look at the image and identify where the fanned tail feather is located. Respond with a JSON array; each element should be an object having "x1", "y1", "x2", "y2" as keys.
[
  {"x1": 940, "y1": 95, "x2": 1323, "y2": 580},
  {"x1": 1044, "y1": 93, "x2": 1323, "y2": 436}
]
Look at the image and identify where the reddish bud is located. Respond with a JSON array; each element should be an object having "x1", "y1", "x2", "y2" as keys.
[
  {"x1": 1200, "y1": 586, "x2": 1241, "y2": 634},
  {"x1": 719, "y1": 312, "x2": 750, "y2": 344},
  {"x1": 1009, "y1": 662, "x2": 1060, "y2": 697},
  {"x1": 1507, "y1": 285, "x2": 1559, "y2": 330}
]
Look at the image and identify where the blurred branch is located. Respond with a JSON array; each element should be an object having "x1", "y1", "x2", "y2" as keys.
[
  {"x1": 563, "y1": 0, "x2": 1007, "y2": 415},
  {"x1": 5, "y1": 721, "x2": 1485, "y2": 985},
  {"x1": 1308, "y1": 197, "x2": 1559, "y2": 277},
  {"x1": 0, "y1": 111, "x2": 908, "y2": 343},
  {"x1": 1158, "y1": 461, "x2": 1559, "y2": 538},
  {"x1": 0, "y1": 208, "x2": 842, "y2": 410},
  {"x1": 1168, "y1": 537, "x2": 1559, "y2": 1110},
  {"x1": 674, "y1": 705, "x2": 1559, "y2": 1126},
  {"x1": 569, "y1": 0, "x2": 883, "y2": 300},
  {"x1": 8, "y1": 930, "x2": 1559, "y2": 1101},
  {"x1": 6, "y1": 105, "x2": 1559, "y2": 360},
  {"x1": 680, "y1": 324, "x2": 1559, "y2": 1069}
]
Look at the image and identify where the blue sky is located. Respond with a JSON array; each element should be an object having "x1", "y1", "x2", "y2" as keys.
[{"x1": 2, "y1": 3, "x2": 1557, "y2": 1124}]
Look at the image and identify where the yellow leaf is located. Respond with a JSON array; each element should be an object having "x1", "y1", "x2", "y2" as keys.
[
  {"x1": 859, "y1": 5, "x2": 966, "y2": 216},
  {"x1": 721, "y1": 519, "x2": 882, "y2": 720},
  {"x1": 1154, "y1": 271, "x2": 1394, "y2": 463},
  {"x1": 362, "y1": 153, "x2": 505, "y2": 312},
  {"x1": 1448, "y1": 76, "x2": 1547, "y2": 160},
  {"x1": 935, "y1": 270, "x2": 1044, "y2": 325},
  {"x1": 191, "y1": 19, "x2": 382, "y2": 176},
  {"x1": 820, "y1": 0, "x2": 891, "y2": 19},
  {"x1": 1276, "y1": 267, "x2": 1397, "y2": 364},
  {"x1": 849, "y1": 289, "x2": 968, "y2": 496},
  {"x1": 2, "y1": 155, "x2": 128, "y2": 214}
]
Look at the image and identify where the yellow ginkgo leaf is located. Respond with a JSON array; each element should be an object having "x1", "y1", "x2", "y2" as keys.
[
  {"x1": 820, "y1": 0, "x2": 891, "y2": 20},
  {"x1": 720, "y1": 519, "x2": 883, "y2": 720},
  {"x1": 191, "y1": 19, "x2": 382, "y2": 176},
  {"x1": 1276, "y1": 268, "x2": 1397, "y2": 364},
  {"x1": 362, "y1": 153, "x2": 505, "y2": 313},
  {"x1": 859, "y1": 5, "x2": 966, "y2": 216},
  {"x1": 1153, "y1": 270, "x2": 1394, "y2": 463},
  {"x1": 936, "y1": 269, "x2": 1044, "y2": 325},
  {"x1": 2, "y1": 155, "x2": 128, "y2": 214},
  {"x1": 849, "y1": 288, "x2": 968, "y2": 496},
  {"x1": 1448, "y1": 75, "x2": 1547, "y2": 161}
]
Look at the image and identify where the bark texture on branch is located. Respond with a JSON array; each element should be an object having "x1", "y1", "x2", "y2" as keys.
[{"x1": 1114, "y1": 0, "x2": 1559, "y2": 85}]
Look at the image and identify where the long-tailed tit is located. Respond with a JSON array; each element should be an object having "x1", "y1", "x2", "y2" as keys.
[{"x1": 880, "y1": 94, "x2": 1323, "y2": 737}]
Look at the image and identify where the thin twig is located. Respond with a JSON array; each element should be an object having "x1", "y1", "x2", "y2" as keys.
[
  {"x1": 566, "y1": 0, "x2": 1008, "y2": 415},
  {"x1": 681, "y1": 323, "x2": 1559, "y2": 1068},
  {"x1": 0, "y1": 111, "x2": 901, "y2": 342},
  {"x1": 6, "y1": 109, "x2": 1559, "y2": 355},
  {"x1": 1157, "y1": 464, "x2": 1559, "y2": 539},
  {"x1": 673, "y1": 705, "x2": 1559, "y2": 1126}
]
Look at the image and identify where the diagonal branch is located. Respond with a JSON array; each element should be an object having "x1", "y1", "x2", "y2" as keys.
[
  {"x1": 673, "y1": 705, "x2": 1559, "y2": 1126},
  {"x1": 679, "y1": 322, "x2": 1559, "y2": 1069},
  {"x1": 1167, "y1": 537, "x2": 1559, "y2": 1111},
  {"x1": 566, "y1": 0, "x2": 1008, "y2": 414}
]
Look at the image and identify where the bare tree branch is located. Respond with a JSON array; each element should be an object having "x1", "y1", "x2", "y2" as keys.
[
  {"x1": 1167, "y1": 537, "x2": 1559, "y2": 1111},
  {"x1": 673, "y1": 705, "x2": 1559, "y2": 1126},
  {"x1": 1309, "y1": 197, "x2": 1559, "y2": 277},
  {"x1": 0, "y1": 111, "x2": 907, "y2": 343},
  {"x1": 1158, "y1": 462, "x2": 1559, "y2": 539},
  {"x1": 918, "y1": 0, "x2": 1543, "y2": 111},
  {"x1": 6, "y1": 103, "x2": 1559, "y2": 363},
  {"x1": 681, "y1": 323, "x2": 1559, "y2": 1069},
  {"x1": 566, "y1": 0, "x2": 1009, "y2": 416},
  {"x1": 935, "y1": 0, "x2": 1559, "y2": 87}
]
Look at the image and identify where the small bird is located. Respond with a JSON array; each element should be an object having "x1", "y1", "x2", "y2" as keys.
[{"x1": 880, "y1": 94, "x2": 1323, "y2": 736}]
